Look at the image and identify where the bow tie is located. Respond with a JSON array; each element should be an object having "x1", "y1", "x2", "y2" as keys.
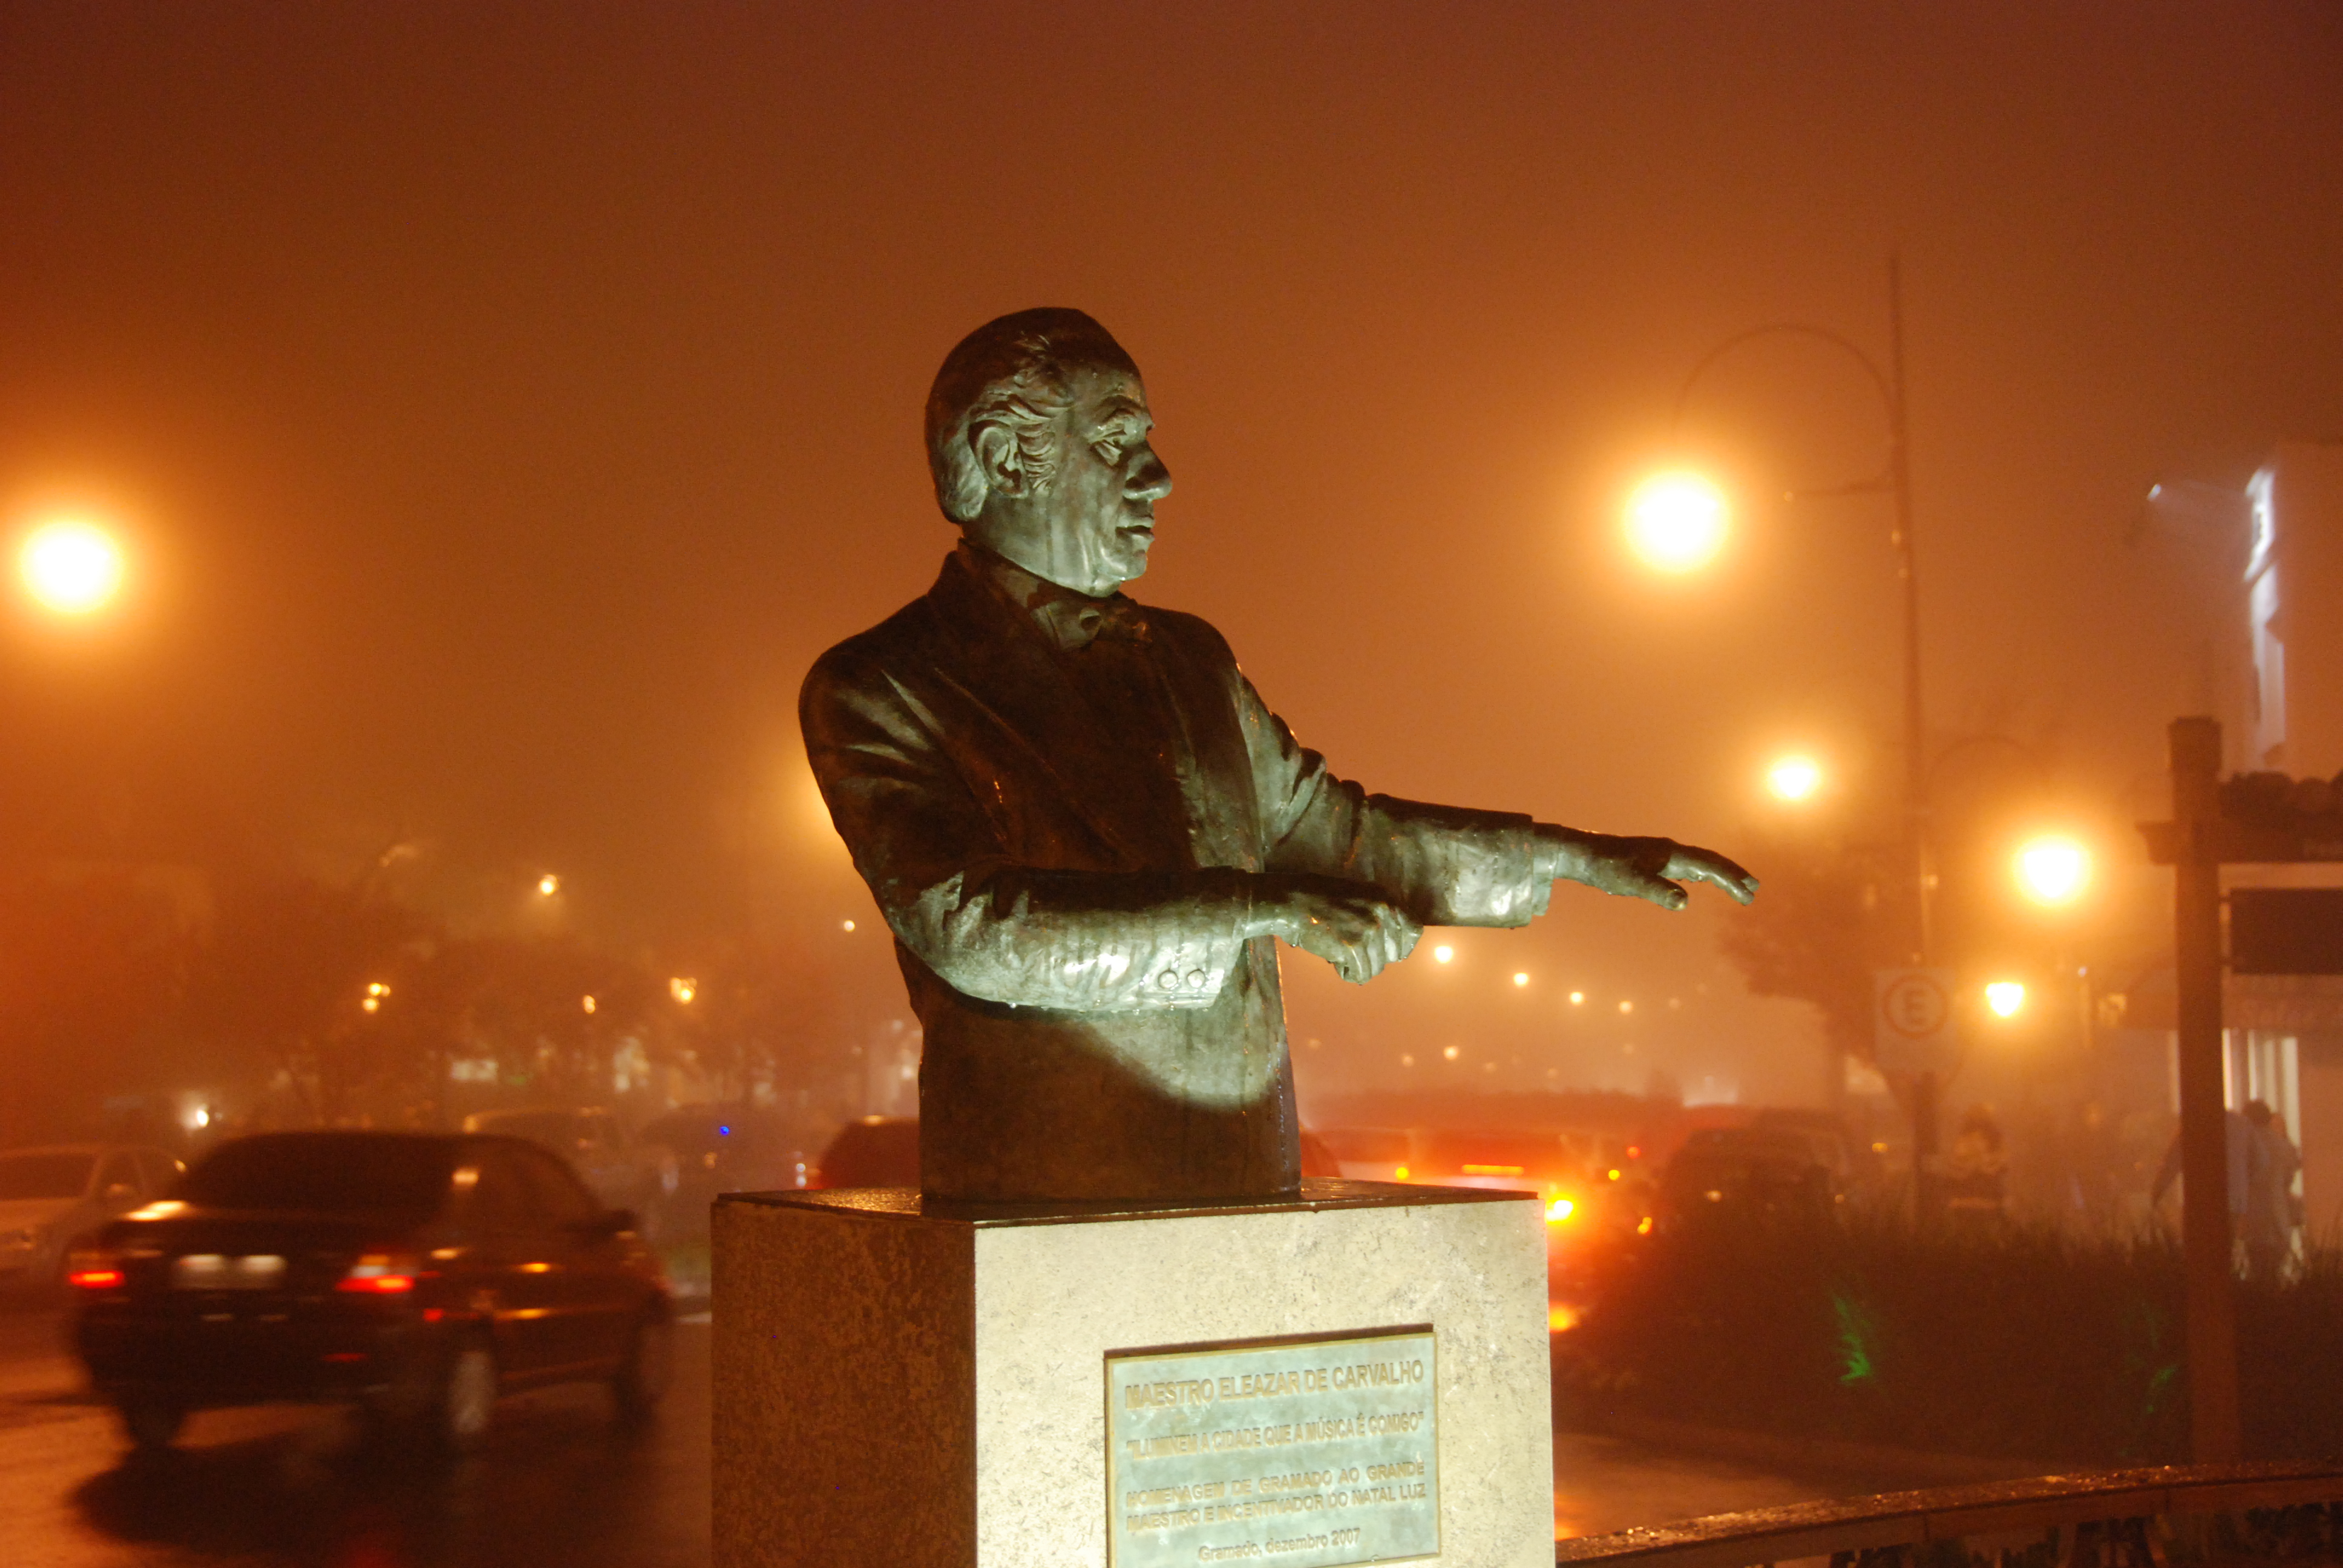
[{"x1": 1032, "y1": 593, "x2": 1148, "y2": 652}]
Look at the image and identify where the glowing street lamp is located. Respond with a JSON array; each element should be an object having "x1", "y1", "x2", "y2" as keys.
[
  {"x1": 537, "y1": 874, "x2": 561, "y2": 897},
  {"x1": 669, "y1": 977, "x2": 696, "y2": 1005},
  {"x1": 2014, "y1": 835, "x2": 2091, "y2": 907},
  {"x1": 1432, "y1": 944, "x2": 1453, "y2": 964},
  {"x1": 1624, "y1": 472, "x2": 1728, "y2": 572},
  {"x1": 1767, "y1": 755, "x2": 1823, "y2": 802},
  {"x1": 19, "y1": 520, "x2": 124, "y2": 615},
  {"x1": 1984, "y1": 981, "x2": 2026, "y2": 1019}
]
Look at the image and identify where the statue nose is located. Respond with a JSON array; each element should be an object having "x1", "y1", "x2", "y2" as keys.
[{"x1": 1130, "y1": 451, "x2": 1172, "y2": 501}]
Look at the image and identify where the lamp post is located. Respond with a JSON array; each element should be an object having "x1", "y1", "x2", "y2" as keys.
[{"x1": 1654, "y1": 257, "x2": 1933, "y2": 1201}]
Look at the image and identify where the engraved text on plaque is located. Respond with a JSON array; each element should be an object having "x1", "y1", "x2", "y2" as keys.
[{"x1": 1106, "y1": 1328, "x2": 1438, "y2": 1567}]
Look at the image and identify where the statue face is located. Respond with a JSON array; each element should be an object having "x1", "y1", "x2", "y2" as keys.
[{"x1": 968, "y1": 364, "x2": 1173, "y2": 597}]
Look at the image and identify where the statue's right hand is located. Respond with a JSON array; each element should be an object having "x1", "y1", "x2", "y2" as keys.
[{"x1": 1256, "y1": 877, "x2": 1420, "y2": 984}]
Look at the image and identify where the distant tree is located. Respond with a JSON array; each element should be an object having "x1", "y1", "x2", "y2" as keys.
[
  {"x1": 0, "y1": 866, "x2": 195, "y2": 1144},
  {"x1": 1716, "y1": 828, "x2": 1912, "y2": 1066},
  {"x1": 184, "y1": 874, "x2": 433, "y2": 1123}
]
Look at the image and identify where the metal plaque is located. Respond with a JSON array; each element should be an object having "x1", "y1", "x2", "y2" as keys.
[{"x1": 1106, "y1": 1328, "x2": 1437, "y2": 1568}]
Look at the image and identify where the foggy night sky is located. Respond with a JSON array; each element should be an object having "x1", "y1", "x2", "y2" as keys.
[{"x1": 2, "y1": 4, "x2": 2338, "y2": 1103}]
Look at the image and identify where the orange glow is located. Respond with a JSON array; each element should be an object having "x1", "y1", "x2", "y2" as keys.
[
  {"x1": 2015, "y1": 835, "x2": 2091, "y2": 906},
  {"x1": 1548, "y1": 1303, "x2": 1582, "y2": 1333},
  {"x1": 670, "y1": 976, "x2": 696, "y2": 1004},
  {"x1": 1512, "y1": 972, "x2": 1529, "y2": 987},
  {"x1": 19, "y1": 519, "x2": 124, "y2": 614},
  {"x1": 1636, "y1": 1216, "x2": 1654, "y2": 1236},
  {"x1": 1625, "y1": 472, "x2": 1728, "y2": 572},
  {"x1": 337, "y1": 1253, "x2": 419, "y2": 1293},
  {"x1": 1393, "y1": 1165, "x2": 1411, "y2": 1181},
  {"x1": 1767, "y1": 755, "x2": 1823, "y2": 802},
  {"x1": 1463, "y1": 1163, "x2": 1524, "y2": 1177},
  {"x1": 1545, "y1": 1197, "x2": 1576, "y2": 1222}
]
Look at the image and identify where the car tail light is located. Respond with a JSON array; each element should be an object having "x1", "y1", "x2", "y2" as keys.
[
  {"x1": 67, "y1": 1247, "x2": 124, "y2": 1289},
  {"x1": 336, "y1": 1252, "x2": 421, "y2": 1295}
]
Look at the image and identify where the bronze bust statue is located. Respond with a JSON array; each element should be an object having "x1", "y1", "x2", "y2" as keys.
[{"x1": 802, "y1": 309, "x2": 1755, "y2": 1204}]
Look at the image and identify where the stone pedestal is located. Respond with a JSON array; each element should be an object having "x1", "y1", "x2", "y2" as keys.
[{"x1": 713, "y1": 1180, "x2": 1551, "y2": 1568}]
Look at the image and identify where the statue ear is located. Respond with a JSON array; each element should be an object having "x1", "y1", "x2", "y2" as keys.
[{"x1": 969, "y1": 421, "x2": 1028, "y2": 498}]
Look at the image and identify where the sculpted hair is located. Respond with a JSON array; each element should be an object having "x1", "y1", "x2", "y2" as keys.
[{"x1": 925, "y1": 308, "x2": 1139, "y2": 524}]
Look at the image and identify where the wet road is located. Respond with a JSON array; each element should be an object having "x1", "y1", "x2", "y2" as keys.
[
  {"x1": 3, "y1": 1301, "x2": 1864, "y2": 1566},
  {"x1": 1, "y1": 1303, "x2": 710, "y2": 1568}
]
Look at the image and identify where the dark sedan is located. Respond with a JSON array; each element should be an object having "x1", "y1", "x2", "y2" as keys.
[{"x1": 71, "y1": 1130, "x2": 672, "y2": 1452}]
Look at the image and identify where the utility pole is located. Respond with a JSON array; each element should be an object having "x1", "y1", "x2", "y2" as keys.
[
  {"x1": 1886, "y1": 255, "x2": 1938, "y2": 1224},
  {"x1": 2169, "y1": 716, "x2": 2241, "y2": 1461}
]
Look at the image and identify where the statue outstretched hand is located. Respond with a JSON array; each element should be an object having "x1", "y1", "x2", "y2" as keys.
[
  {"x1": 1537, "y1": 827, "x2": 1758, "y2": 912},
  {"x1": 1254, "y1": 874, "x2": 1421, "y2": 984}
]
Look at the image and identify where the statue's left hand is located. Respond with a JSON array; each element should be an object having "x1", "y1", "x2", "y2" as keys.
[{"x1": 1563, "y1": 835, "x2": 1759, "y2": 912}]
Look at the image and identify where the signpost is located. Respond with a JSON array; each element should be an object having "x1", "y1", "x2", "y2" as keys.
[
  {"x1": 2138, "y1": 716, "x2": 2343, "y2": 1463},
  {"x1": 1875, "y1": 967, "x2": 1959, "y2": 1222}
]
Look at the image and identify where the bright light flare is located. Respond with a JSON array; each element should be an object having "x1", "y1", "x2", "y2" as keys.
[
  {"x1": 537, "y1": 874, "x2": 560, "y2": 897},
  {"x1": 19, "y1": 520, "x2": 124, "y2": 615},
  {"x1": 670, "y1": 977, "x2": 696, "y2": 1005},
  {"x1": 1545, "y1": 1197, "x2": 1576, "y2": 1223},
  {"x1": 1767, "y1": 755, "x2": 1823, "y2": 802},
  {"x1": 1512, "y1": 972, "x2": 1529, "y2": 988},
  {"x1": 1433, "y1": 944, "x2": 1453, "y2": 964},
  {"x1": 1985, "y1": 981, "x2": 2027, "y2": 1019},
  {"x1": 1625, "y1": 472, "x2": 1729, "y2": 573},
  {"x1": 2015, "y1": 836, "x2": 2091, "y2": 906}
]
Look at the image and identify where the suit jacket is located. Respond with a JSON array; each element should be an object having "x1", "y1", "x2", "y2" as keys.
[{"x1": 801, "y1": 546, "x2": 1552, "y2": 1203}]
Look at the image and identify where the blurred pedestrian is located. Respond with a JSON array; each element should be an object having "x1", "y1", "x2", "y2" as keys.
[
  {"x1": 2151, "y1": 1108, "x2": 2261, "y2": 1261},
  {"x1": 1944, "y1": 1103, "x2": 2007, "y2": 1230},
  {"x1": 2242, "y1": 1100, "x2": 2302, "y2": 1284}
]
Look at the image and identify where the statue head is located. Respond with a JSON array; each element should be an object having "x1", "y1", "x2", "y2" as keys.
[{"x1": 925, "y1": 308, "x2": 1173, "y2": 597}]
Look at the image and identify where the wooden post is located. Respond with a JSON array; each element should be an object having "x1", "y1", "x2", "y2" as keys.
[{"x1": 2171, "y1": 716, "x2": 2241, "y2": 1461}]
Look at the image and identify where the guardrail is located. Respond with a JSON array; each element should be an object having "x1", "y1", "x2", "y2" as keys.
[{"x1": 1554, "y1": 1462, "x2": 2343, "y2": 1568}]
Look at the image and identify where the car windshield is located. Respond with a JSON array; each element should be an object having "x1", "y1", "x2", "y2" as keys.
[
  {"x1": 177, "y1": 1135, "x2": 457, "y2": 1217},
  {"x1": 0, "y1": 1152, "x2": 96, "y2": 1201}
]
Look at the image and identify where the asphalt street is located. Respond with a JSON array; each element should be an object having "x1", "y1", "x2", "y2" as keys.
[{"x1": 1, "y1": 1302, "x2": 1861, "y2": 1566}]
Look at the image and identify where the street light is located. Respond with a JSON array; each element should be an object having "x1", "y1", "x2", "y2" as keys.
[
  {"x1": 1624, "y1": 472, "x2": 1729, "y2": 572},
  {"x1": 1645, "y1": 259, "x2": 1925, "y2": 961},
  {"x1": 19, "y1": 520, "x2": 124, "y2": 615},
  {"x1": 537, "y1": 874, "x2": 560, "y2": 897},
  {"x1": 1766, "y1": 754, "x2": 1823, "y2": 802},
  {"x1": 2014, "y1": 835, "x2": 2091, "y2": 906},
  {"x1": 1984, "y1": 981, "x2": 2027, "y2": 1019}
]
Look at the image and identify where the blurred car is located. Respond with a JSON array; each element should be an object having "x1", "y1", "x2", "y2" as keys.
[
  {"x1": 632, "y1": 1105, "x2": 804, "y2": 1241},
  {"x1": 0, "y1": 1144, "x2": 183, "y2": 1295},
  {"x1": 808, "y1": 1116, "x2": 920, "y2": 1189},
  {"x1": 462, "y1": 1106, "x2": 677, "y2": 1223},
  {"x1": 1656, "y1": 1125, "x2": 1839, "y2": 1231},
  {"x1": 1316, "y1": 1127, "x2": 1417, "y2": 1182},
  {"x1": 71, "y1": 1129, "x2": 671, "y2": 1452},
  {"x1": 1297, "y1": 1130, "x2": 1342, "y2": 1180}
]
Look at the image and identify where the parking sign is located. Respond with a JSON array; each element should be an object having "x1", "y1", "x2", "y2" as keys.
[{"x1": 1873, "y1": 968, "x2": 1959, "y2": 1074}]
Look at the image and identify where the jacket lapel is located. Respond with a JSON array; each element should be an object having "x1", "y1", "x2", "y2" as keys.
[{"x1": 919, "y1": 554, "x2": 1172, "y2": 867}]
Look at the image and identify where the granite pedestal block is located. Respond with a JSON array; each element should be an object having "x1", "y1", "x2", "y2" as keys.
[{"x1": 712, "y1": 1180, "x2": 1551, "y2": 1568}]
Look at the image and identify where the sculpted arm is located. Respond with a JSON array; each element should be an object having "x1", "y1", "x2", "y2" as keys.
[
  {"x1": 1234, "y1": 671, "x2": 1757, "y2": 924},
  {"x1": 801, "y1": 652, "x2": 1412, "y2": 1011}
]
